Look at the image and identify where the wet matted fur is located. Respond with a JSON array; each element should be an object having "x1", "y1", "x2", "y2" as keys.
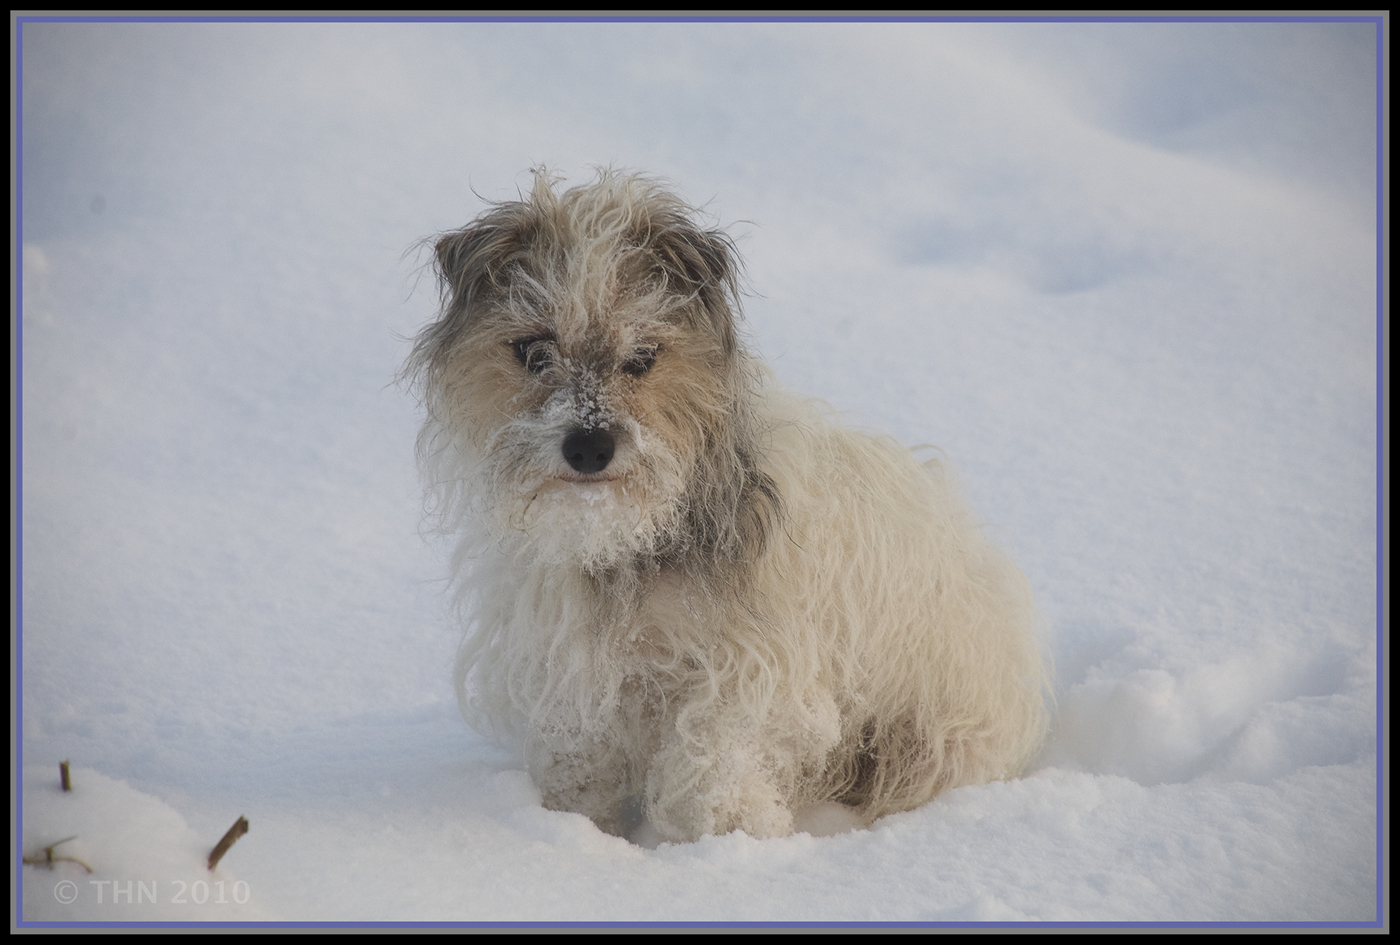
[{"x1": 405, "y1": 170, "x2": 1050, "y2": 843}]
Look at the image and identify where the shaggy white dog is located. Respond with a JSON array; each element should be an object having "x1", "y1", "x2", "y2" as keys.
[{"x1": 406, "y1": 170, "x2": 1049, "y2": 843}]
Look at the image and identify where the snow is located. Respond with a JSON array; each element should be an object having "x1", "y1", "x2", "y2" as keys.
[{"x1": 16, "y1": 16, "x2": 1382, "y2": 928}]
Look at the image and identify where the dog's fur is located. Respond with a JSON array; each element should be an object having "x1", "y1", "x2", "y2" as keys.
[{"x1": 406, "y1": 170, "x2": 1049, "y2": 843}]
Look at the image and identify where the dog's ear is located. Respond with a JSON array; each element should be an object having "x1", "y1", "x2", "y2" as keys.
[
  {"x1": 434, "y1": 210, "x2": 535, "y2": 319},
  {"x1": 406, "y1": 207, "x2": 535, "y2": 387},
  {"x1": 651, "y1": 222, "x2": 742, "y2": 356}
]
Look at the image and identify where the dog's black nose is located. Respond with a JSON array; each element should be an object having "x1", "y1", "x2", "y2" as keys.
[{"x1": 562, "y1": 427, "x2": 616, "y2": 474}]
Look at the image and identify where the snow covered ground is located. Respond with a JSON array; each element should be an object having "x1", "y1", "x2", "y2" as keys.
[{"x1": 17, "y1": 17, "x2": 1383, "y2": 927}]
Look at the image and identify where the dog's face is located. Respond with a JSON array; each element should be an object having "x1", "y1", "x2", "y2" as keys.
[{"x1": 410, "y1": 173, "x2": 753, "y2": 571}]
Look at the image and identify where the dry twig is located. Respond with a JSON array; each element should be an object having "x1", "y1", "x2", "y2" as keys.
[
  {"x1": 207, "y1": 816, "x2": 249, "y2": 871},
  {"x1": 22, "y1": 835, "x2": 93, "y2": 873}
]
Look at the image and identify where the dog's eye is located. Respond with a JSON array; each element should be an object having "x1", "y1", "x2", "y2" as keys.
[
  {"x1": 510, "y1": 337, "x2": 554, "y2": 374},
  {"x1": 621, "y1": 345, "x2": 659, "y2": 378}
]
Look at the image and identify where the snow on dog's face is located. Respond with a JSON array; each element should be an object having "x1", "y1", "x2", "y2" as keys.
[{"x1": 407, "y1": 171, "x2": 766, "y2": 573}]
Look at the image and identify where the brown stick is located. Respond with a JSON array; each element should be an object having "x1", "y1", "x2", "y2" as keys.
[
  {"x1": 60, "y1": 761, "x2": 71, "y2": 792},
  {"x1": 207, "y1": 816, "x2": 249, "y2": 871},
  {"x1": 22, "y1": 836, "x2": 92, "y2": 873}
]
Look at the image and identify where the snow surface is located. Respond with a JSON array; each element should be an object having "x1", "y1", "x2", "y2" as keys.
[{"x1": 17, "y1": 17, "x2": 1383, "y2": 927}]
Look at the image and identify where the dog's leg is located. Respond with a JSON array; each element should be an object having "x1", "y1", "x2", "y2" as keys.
[
  {"x1": 643, "y1": 715, "x2": 801, "y2": 842},
  {"x1": 524, "y1": 734, "x2": 631, "y2": 837}
]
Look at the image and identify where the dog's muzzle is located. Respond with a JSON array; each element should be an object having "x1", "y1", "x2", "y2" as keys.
[{"x1": 562, "y1": 427, "x2": 616, "y2": 475}]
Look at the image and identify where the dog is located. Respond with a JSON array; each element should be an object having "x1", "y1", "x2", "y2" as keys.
[{"x1": 406, "y1": 170, "x2": 1049, "y2": 843}]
